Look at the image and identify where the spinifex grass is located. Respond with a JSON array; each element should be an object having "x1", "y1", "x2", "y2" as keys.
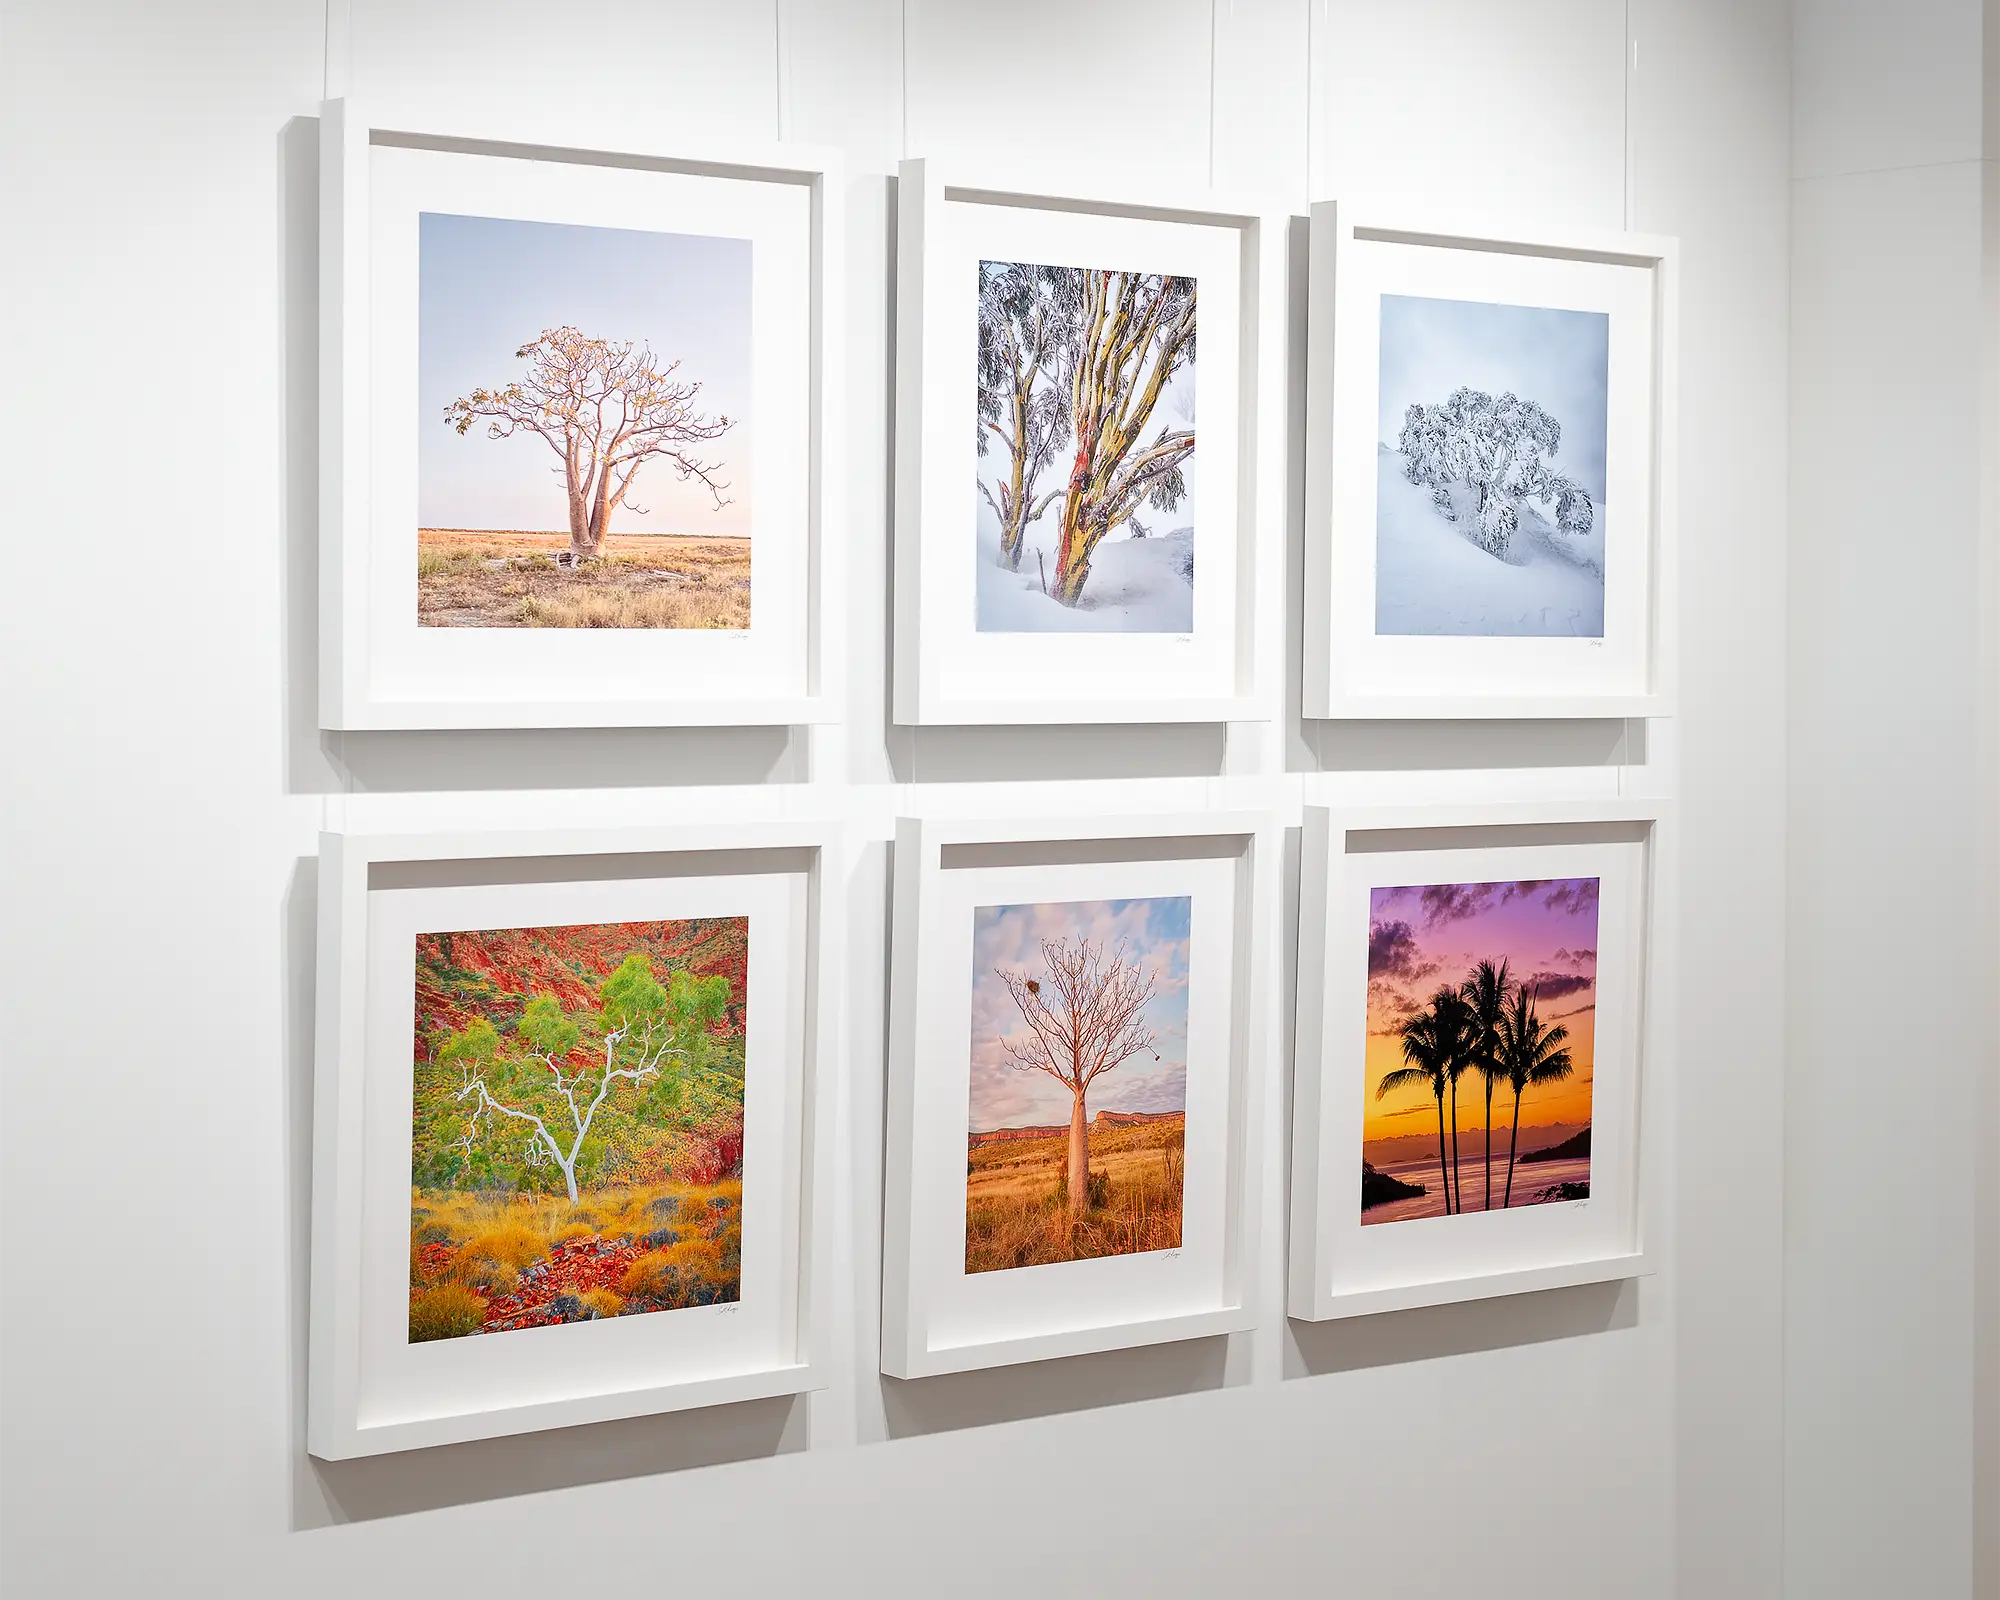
[
  {"x1": 964, "y1": 1115, "x2": 1185, "y2": 1274},
  {"x1": 407, "y1": 1179, "x2": 742, "y2": 1340}
]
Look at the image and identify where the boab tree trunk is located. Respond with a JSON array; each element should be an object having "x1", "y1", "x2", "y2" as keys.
[{"x1": 1066, "y1": 1088, "x2": 1090, "y2": 1211}]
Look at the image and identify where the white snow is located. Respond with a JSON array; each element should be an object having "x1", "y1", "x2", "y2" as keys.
[
  {"x1": 975, "y1": 517, "x2": 1195, "y2": 634},
  {"x1": 1373, "y1": 445, "x2": 1606, "y2": 638}
]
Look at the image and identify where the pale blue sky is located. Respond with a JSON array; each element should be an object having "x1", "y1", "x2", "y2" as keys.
[
  {"x1": 419, "y1": 212, "x2": 754, "y2": 537},
  {"x1": 1377, "y1": 294, "x2": 1609, "y2": 500}
]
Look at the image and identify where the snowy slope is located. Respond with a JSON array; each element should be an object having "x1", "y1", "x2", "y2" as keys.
[
  {"x1": 976, "y1": 523, "x2": 1195, "y2": 634},
  {"x1": 1373, "y1": 445, "x2": 1606, "y2": 638}
]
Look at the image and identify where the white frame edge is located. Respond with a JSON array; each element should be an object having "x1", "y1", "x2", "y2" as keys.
[
  {"x1": 318, "y1": 98, "x2": 846, "y2": 731},
  {"x1": 306, "y1": 819, "x2": 844, "y2": 1459},
  {"x1": 892, "y1": 159, "x2": 1287, "y2": 727},
  {"x1": 1287, "y1": 795, "x2": 1669, "y2": 1322},
  {"x1": 882, "y1": 809, "x2": 1276, "y2": 1378},
  {"x1": 1303, "y1": 200, "x2": 1681, "y2": 723}
]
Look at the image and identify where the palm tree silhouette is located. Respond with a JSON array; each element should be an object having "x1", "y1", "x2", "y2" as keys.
[
  {"x1": 1377, "y1": 986, "x2": 1473, "y2": 1216},
  {"x1": 1496, "y1": 983, "x2": 1575, "y2": 1207},
  {"x1": 1376, "y1": 992, "x2": 1472, "y2": 1216},
  {"x1": 1461, "y1": 958, "x2": 1513, "y2": 1211}
]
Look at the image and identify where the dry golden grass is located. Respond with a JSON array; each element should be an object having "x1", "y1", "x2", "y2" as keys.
[
  {"x1": 409, "y1": 1283, "x2": 487, "y2": 1342},
  {"x1": 454, "y1": 1225, "x2": 547, "y2": 1272},
  {"x1": 408, "y1": 1180, "x2": 745, "y2": 1336},
  {"x1": 416, "y1": 529, "x2": 751, "y2": 630},
  {"x1": 964, "y1": 1115, "x2": 1185, "y2": 1274},
  {"x1": 618, "y1": 1251, "x2": 678, "y2": 1298}
]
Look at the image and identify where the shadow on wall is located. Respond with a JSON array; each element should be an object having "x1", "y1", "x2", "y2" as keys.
[
  {"x1": 1283, "y1": 1276, "x2": 1639, "y2": 1380},
  {"x1": 877, "y1": 1333, "x2": 1238, "y2": 1441},
  {"x1": 297, "y1": 1398, "x2": 809, "y2": 1526}
]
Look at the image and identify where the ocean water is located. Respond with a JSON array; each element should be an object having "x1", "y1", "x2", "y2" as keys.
[{"x1": 1361, "y1": 1153, "x2": 1591, "y2": 1226}]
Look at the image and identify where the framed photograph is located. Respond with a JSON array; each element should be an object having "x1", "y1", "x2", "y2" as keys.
[
  {"x1": 319, "y1": 100, "x2": 843, "y2": 729},
  {"x1": 893, "y1": 160, "x2": 1285, "y2": 725},
  {"x1": 883, "y1": 811, "x2": 1275, "y2": 1378},
  {"x1": 1289, "y1": 798, "x2": 1665, "y2": 1321},
  {"x1": 307, "y1": 820, "x2": 841, "y2": 1458},
  {"x1": 1305, "y1": 204, "x2": 1678, "y2": 719}
]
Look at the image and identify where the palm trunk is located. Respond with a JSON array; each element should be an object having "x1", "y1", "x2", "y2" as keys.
[
  {"x1": 1448, "y1": 1075, "x2": 1463, "y2": 1215},
  {"x1": 1434, "y1": 1092, "x2": 1452, "y2": 1215},
  {"x1": 1065, "y1": 1088, "x2": 1089, "y2": 1215},
  {"x1": 1503, "y1": 1087, "x2": 1523, "y2": 1207},
  {"x1": 1484, "y1": 1078, "x2": 1495, "y2": 1210}
]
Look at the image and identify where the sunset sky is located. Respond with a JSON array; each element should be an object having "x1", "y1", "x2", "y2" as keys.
[
  {"x1": 1363, "y1": 877, "x2": 1599, "y2": 1152},
  {"x1": 419, "y1": 212, "x2": 754, "y2": 538},
  {"x1": 968, "y1": 897, "x2": 1190, "y2": 1135}
]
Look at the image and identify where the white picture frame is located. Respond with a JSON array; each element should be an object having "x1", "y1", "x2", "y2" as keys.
[
  {"x1": 308, "y1": 820, "x2": 842, "y2": 1459},
  {"x1": 882, "y1": 810, "x2": 1275, "y2": 1378},
  {"x1": 319, "y1": 99, "x2": 843, "y2": 730},
  {"x1": 893, "y1": 159, "x2": 1285, "y2": 726},
  {"x1": 1289, "y1": 797, "x2": 1667, "y2": 1321},
  {"x1": 1305, "y1": 203, "x2": 1679, "y2": 720}
]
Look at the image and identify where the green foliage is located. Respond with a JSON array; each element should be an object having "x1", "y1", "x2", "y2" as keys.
[
  {"x1": 517, "y1": 993, "x2": 582, "y2": 1059},
  {"x1": 412, "y1": 936, "x2": 745, "y2": 1200},
  {"x1": 437, "y1": 1015, "x2": 499, "y2": 1073}
]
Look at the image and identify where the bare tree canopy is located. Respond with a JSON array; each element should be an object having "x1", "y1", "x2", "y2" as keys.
[
  {"x1": 444, "y1": 325, "x2": 735, "y2": 562},
  {"x1": 998, "y1": 935, "x2": 1161, "y2": 1093},
  {"x1": 996, "y1": 934, "x2": 1162, "y2": 1213}
]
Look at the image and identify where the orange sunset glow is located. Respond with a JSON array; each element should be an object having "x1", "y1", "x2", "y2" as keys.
[{"x1": 1362, "y1": 877, "x2": 1600, "y2": 1223}]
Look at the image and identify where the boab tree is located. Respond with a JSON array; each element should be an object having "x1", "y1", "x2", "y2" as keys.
[
  {"x1": 1050, "y1": 270, "x2": 1196, "y2": 607},
  {"x1": 435, "y1": 953, "x2": 730, "y2": 1203},
  {"x1": 996, "y1": 936, "x2": 1160, "y2": 1215},
  {"x1": 444, "y1": 326, "x2": 735, "y2": 564},
  {"x1": 976, "y1": 262, "x2": 1075, "y2": 571},
  {"x1": 1396, "y1": 387, "x2": 1594, "y2": 557}
]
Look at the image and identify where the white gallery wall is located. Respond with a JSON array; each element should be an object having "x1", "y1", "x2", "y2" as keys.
[
  {"x1": 0, "y1": 2, "x2": 1793, "y2": 1596},
  {"x1": 1787, "y1": 5, "x2": 1999, "y2": 1598}
]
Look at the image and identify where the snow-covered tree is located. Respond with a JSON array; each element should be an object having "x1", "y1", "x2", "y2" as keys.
[
  {"x1": 1396, "y1": 387, "x2": 1593, "y2": 557},
  {"x1": 1049, "y1": 270, "x2": 1196, "y2": 606},
  {"x1": 977, "y1": 262, "x2": 1076, "y2": 571}
]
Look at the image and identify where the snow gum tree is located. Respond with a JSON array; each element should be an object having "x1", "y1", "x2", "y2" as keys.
[
  {"x1": 1050, "y1": 270, "x2": 1196, "y2": 607},
  {"x1": 996, "y1": 936, "x2": 1161, "y2": 1215},
  {"x1": 436, "y1": 954, "x2": 730, "y2": 1203},
  {"x1": 444, "y1": 326, "x2": 735, "y2": 564},
  {"x1": 1397, "y1": 386, "x2": 1594, "y2": 557},
  {"x1": 976, "y1": 262, "x2": 1075, "y2": 571}
]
